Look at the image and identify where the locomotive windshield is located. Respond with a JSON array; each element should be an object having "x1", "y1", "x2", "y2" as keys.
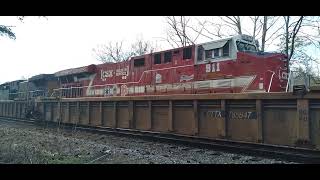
[{"x1": 236, "y1": 41, "x2": 257, "y2": 52}]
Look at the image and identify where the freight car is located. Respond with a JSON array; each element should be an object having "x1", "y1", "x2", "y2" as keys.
[
  {"x1": 53, "y1": 34, "x2": 288, "y2": 98},
  {"x1": 0, "y1": 82, "x2": 10, "y2": 100},
  {"x1": 0, "y1": 74, "x2": 59, "y2": 101},
  {"x1": 18, "y1": 74, "x2": 59, "y2": 100},
  {"x1": 0, "y1": 80, "x2": 25, "y2": 100}
]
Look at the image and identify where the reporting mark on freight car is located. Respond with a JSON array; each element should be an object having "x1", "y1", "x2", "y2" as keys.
[
  {"x1": 229, "y1": 111, "x2": 257, "y2": 119},
  {"x1": 298, "y1": 109, "x2": 308, "y2": 122},
  {"x1": 205, "y1": 110, "x2": 257, "y2": 120},
  {"x1": 206, "y1": 110, "x2": 223, "y2": 118}
]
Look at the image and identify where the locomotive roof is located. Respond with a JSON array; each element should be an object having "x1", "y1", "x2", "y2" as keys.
[
  {"x1": 129, "y1": 35, "x2": 256, "y2": 59},
  {"x1": 54, "y1": 64, "x2": 96, "y2": 77},
  {"x1": 0, "y1": 80, "x2": 25, "y2": 86},
  {"x1": 198, "y1": 34, "x2": 255, "y2": 47},
  {"x1": 29, "y1": 74, "x2": 55, "y2": 82}
]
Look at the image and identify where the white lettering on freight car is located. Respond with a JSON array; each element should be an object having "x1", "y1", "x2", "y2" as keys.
[
  {"x1": 229, "y1": 111, "x2": 254, "y2": 119},
  {"x1": 206, "y1": 111, "x2": 222, "y2": 118}
]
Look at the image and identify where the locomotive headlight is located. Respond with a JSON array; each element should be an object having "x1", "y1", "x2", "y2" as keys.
[{"x1": 259, "y1": 77, "x2": 264, "y2": 90}]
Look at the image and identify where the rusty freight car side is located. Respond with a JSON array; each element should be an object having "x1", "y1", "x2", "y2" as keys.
[{"x1": 0, "y1": 93, "x2": 314, "y2": 150}]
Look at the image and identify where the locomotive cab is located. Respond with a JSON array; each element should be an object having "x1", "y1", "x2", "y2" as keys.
[
  {"x1": 235, "y1": 35, "x2": 259, "y2": 53},
  {"x1": 195, "y1": 34, "x2": 288, "y2": 93},
  {"x1": 196, "y1": 38, "x2": 234, "y2": 63},
  {"x1": 195, "y1": 34, "x2": 259, "y2": 64}
]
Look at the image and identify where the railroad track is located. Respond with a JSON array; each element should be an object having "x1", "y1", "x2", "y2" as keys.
[{"x1": 1, "y1": 116, "x2": 320, "y2": 163}]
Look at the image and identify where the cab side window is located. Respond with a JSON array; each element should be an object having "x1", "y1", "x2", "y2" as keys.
[
  {"x1": 164, "y1": 51, "x2": 172, "y2": 63},
  {"x1": 222, "y1": 42, "x2": 229, "y2": 57},
  {"x1": 183, "y1": 47, "x2": 192, "y2": 59},
  {"x1": 204, "y1": 40, "x2": 230, "y2": 60},
  {"x1": 154, "y1": 53, "x2": 161, "y2": 64},
  {"x1": 134, "y1": 58, "x2": 145, "y2": 67},
  {"x1": 205, "y1": 49, "x2": 220, "y2": 59},
  {"x1": 197, "y1": 46, "x2": 204, "y2": 61}
]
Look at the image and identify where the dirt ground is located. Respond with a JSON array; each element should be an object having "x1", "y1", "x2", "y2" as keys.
[{"x1": 0, "y1": 119, "x2": 296, "y2": 164}]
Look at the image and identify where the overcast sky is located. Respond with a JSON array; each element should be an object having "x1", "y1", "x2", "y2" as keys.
[
  {"x1": 1, "y1": 16, "x2": 318, "y2": 84},
  {"x1": 0, "y1": 16, "x2": 171, "y2": 83}
]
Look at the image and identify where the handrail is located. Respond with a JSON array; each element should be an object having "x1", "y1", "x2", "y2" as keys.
[
  {"x1": 286, "y1": 71, "x2": 292, "y2": 92},
  {"x1": 268, "y1": 71, "x2": 275, "y2": 92},
  {"x1": 8, "y1": 89, "x2": 45, "y2": 95}
]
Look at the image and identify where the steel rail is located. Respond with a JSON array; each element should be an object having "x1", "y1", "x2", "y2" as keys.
[{"x1": 1, "y1": 116, "x2": 320, "y2": 163}]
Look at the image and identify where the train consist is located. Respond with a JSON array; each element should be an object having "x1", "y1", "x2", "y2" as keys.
[
  {"x1": 0, "y1": 34, "x2": 288, "y2": 101},
  {"x1": 0, "y1": 74, "x2": 58, "y2": 100},
  {"x1": 2, "y1": 34, "x2": 320, "y2": 158}
]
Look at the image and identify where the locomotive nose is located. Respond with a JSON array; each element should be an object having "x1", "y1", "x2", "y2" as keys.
[{"x1": 281, "y1": 54, "x2": 288, "y2": 61}]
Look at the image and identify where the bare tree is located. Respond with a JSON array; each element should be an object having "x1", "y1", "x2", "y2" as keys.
[
  {"x1": 261, "y1": 16, "x2": 268, "y2": 52},
  {"x1": 1, "y1": 16, "x2": 47, "y2": 40},
  {"x1": 281, "y1": 16, "x2": 304, "y2": 61},
  {"x1": 249, "y1": 16, "x2": 261, "y2": 40},
  {"x1": 131, "y1": 36, "x2": 156, "y2": 56},
  {"x1": 275, "y1": 16, "x2": 320, "y2": 78},
  {"x1": 220, "y1": 16, "x2": 242, "y2": 35},
  {"x1": 212, "y1": 16, "x2": 280, "y2": 52},
  {"x1": 92, "y1": 36, "x2": 157, "y2": 63},
  {"x1": 259, "y1": 16, "x2": 282, "y2": 51},
  {"x1": 176, "y1": 16, "x2": 259, "y2": 48},
  {"x1": 163, "y1": 16, "x2": 320, "y2": 77},
  {"x1": 164, "y1": 16, "x2": 279, "y2": 54},
  {"x1": 276, "y1": 16, "x2": 305, "y2": 73},
  {"x1": 92, "y1": 41, "x2": 131, "y2": 63},
  {"x1": 163, "y1": 16, "x2": 225, "y2": 48},
  {"x1": 287, "y1": 16, "x2": 304, "y2": 61},
  {"x1": 0, "y1": 25, "x2": 16, "y2": 39},
  {"x1": 165, "y1": 16, "x2": 195, "y2": 48}
]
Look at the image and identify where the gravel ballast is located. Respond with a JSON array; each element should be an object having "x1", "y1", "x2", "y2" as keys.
[{"x1": 0, "y1": 120, "x2": 297, "y2": 164}]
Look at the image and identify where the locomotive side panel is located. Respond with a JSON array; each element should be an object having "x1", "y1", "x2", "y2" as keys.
[
  {"x1": 235, "y1": 52, "x2": 288, "y2": 93},
  {"x1": 129, "y1": 55, "x2": 152, "y2": 96}
]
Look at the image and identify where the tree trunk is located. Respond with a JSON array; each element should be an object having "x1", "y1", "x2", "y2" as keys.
[
  {"x1": 284, "y1": 16, "x2": 289, "y2": 58},
  {"x1": 237, "y1": 16, "x2": 242, "y2": 35},
  {"x1": 284, "y1": 16, "x2": 290, "y2": 73},
  {"x1": 261, "y1": 16, "x2": 268, "y2": 52}
]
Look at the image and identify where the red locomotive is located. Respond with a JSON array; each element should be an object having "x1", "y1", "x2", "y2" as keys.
[{"x1": 53, "y1": 34, "x2": 288, "y2": 98}]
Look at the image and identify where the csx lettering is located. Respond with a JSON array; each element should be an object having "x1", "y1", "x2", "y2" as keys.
[
  {"x1": 101, "y1": 66, "x2": 129, "y2": 81},
  {"x1": 101, "y1": 70, "x2": 113, "y2": 81}
]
